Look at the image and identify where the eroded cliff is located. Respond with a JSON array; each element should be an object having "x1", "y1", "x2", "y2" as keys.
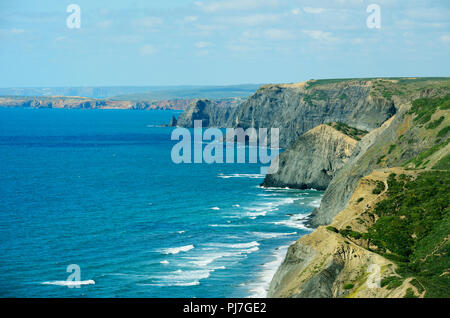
[
  {"x1": 176, "y1": 79, "x2": 398, "y2": 147},
  {"x1": 269, "y1": 85, "x2": 450, "y2": 298},
  {"x1": 261, "y1": 124, "x2": 358, "y2": 190}
]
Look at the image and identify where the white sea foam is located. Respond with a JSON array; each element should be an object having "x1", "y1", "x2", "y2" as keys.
[
  {"x1": 251, "y1": 232, "x2": 297, "y2": 239},
  {"x1": 208, "y1": 224, "x2": 244, "y2": 227},
  {"x1": 208, "y1": 241, "x2": 259, "y2": 249},
  {"x1": 177, "y1": 230, "x2": 186, "y2": 234},
  {"x1": 309, "y1": 199, "x2": 322, "y2": 208},
  {"x1": 247, "y1": 244, "x2": 292, "y2": 298},
  {"x1": 160, "y1": 244, "x2": 195, "y2": 255},
  {"x1": 273, "y1": 213, "x2": 312, "y2": 230},
  {"x1": 151, "y1": 268, "x2": 223, "y2": 287},
  {"x1": 211, "y1": 207, "x2": 220, "y2": 210},
  {"x1": 218, "y1": 173, "x2": 264, "y2": 179},
  {"x1": 232, "y1": 204, "x2": 240, "y2": 207},
  {"x1": 160, "y1": 260, "x2": 169, "y2": 265},
  {"x1": 42, "y1": 280, "x2": 95, "y2": 287}
]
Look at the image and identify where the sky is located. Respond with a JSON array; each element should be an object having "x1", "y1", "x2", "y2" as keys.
[{"x1": 0, "y1": 0, "x2": 449, "y2": 87}]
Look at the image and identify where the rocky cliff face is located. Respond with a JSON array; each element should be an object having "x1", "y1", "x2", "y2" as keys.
[
  {"x1": 176, "y1": 80, "x2": 397, "y2": 147},
  {"x1": 268, "y1": 80, "x2": 450, "y2": 298},
  {"x1": 268, "y1": 168, "x2": 432, "y2": 298},
  {"x1": 261, "y1": 124, "x2": 358, "y2": 190},
  {"x1": 310, "y1": 85, "x2": 450, "y2": 226},
  {"x1": 175, "y1": 99, "x2": 237, "y2": 127}
]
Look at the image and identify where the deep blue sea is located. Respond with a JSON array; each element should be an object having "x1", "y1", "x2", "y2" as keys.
[{"x1": 0, "y1": 107, "x2": 322, "y2": 298}]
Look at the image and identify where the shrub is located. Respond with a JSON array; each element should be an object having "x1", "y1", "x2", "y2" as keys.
[
  {"x1": 381, "y1": 276, "x2": 404, "y2": 289},
  {"x1": 426, "y1": 116, "x2": 444, "y2": 129},
  {"x1": 404, "y1": 288, "x2": 418, "y2": 298},
  {"x1": 344, "y1": 283, "x2": 354, "y2": 290},
  {"x1": 437, "y1": 126, "x2": 450, "y2": 138},
  {"x1": 367, "y1": 171, "x2": 450, "y2": 297},
  {"x1": 372, "y1": 181, "x2": 386, "y2": 194},
  {"x1": 388, "y1": 144, "x2": 397, "y2": 154},
  {"x1": 326, "y1": 226, "x2": 339, "y2": 233}
]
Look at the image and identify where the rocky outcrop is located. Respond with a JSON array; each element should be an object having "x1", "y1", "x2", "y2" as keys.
[
  {"x1": 176, "y1": 80, "x2": 398, "y2": 147},
  {"x1": 261, "y1": 124, "x2": 358, "y2": 190},
  {"x1": 175, "y1": 99, "x2": 237, "y2": 127},
  {"x1": 168, "y1": 116, "x2": 177, "y2": 127}
]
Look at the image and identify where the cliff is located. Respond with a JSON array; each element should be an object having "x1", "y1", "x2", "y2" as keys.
[
  {"x1": 268, "y1": 169, "x2": 418, "y2": 298},
  {"x1": 0, "y1": 96, "x2": 195, "y2": 110},
  {"x1": 175, "y1": 99, "x2": 237, "y2": 127},
  {"x1": 310, "y1": 83, "x2": 450, "y2": 226},
  {"x1": 175, "y1": 79, "x2": 398, "y2": 147},
  {"x1": 269, "y1": 84, "x2": 450, "y2": 298},
  {"x1": 261, "y1": 124, "x2": 359, "y2": 190}
]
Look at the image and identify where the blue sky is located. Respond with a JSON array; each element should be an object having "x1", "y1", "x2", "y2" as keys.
[{"x1": 0, "y1": 0, "x2": 449, "y2": 87}]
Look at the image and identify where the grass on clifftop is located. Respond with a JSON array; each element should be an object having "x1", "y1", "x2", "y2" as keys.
[
  {"x1": 409, "y1": 93, "x2": 450, "y2": 125},
  {"x1": 326, "y1": 122, "x2": 369, "y2": 141}
]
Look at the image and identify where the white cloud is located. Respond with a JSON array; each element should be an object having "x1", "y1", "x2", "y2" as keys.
[
  {"x1": 303, "y1": 7, "x2": 325, "y2": 14},
  {"x1": 184, "y1": 16, "x2": 198, "y2": 23},
  {"x1": 195, "y1": 0, "x2": 280, "y2": 12},
  {"x1": 217, "y1": 14, "x2": 280, "y2": 26},
  {"x1": 0, "y1": 28, "x2": 25, "y2": 36},
  {"x1": 291, "y1": 8, "x2": 300, "y2": 15},
  {"x1": 264, "y1": 29, "x2": 294, "y2": 40},
  {"x1": 441, "y1": 34, "x2": 450, "y2": 43},
  {"x1": 303, "y1": 30, "x2": 335, "y2": 41},
  {"x1": 133, "y1": 17, "x2": 163, "y2": 29},
  {"x1": 241, "y1": 29, "x2": 294, "y2": 41},
  {"x1": 97, "y1": 20, "x2": 112, "y2": 28},
  {"x1": 405, "y1": 7, "x2": 450, "y2": 22},
  {"x1": 105, "y1": 35, "x2": 143, "y2": 44},
  {"x1": 139, "y1": 44, "x2": 158, "y2": 55},
  {"x1": 195, "y1": 41, "x2": 211, "y2": 48}
]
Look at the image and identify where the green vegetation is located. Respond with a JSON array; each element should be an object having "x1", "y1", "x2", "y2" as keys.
[
  {"x1": 437, "y1": 126, "x2": 450, "y2": 138},
  {"x1": 344, "y1": 283, "x2": 354, "y2": 290},
  {"x1": 305, "y1": 78, "x2": 368, "y2": 89},
  {"x1": 404, "y1": 288, "x2": 418, "y2": 298},
  {"x1": 410, "y1": 279, "x2": 425, "y2": 294},
  {"x1": 388, "y1": 144, "x2": 397, "y2": 154},
  {"x1": 372, "y1": 181, "x2": 386, "y2": 194},
  {"x1": 304, "y1": 90, "x2": 328, "y2": 105},
  {"x1": 326, "y1": 226, "x2": 339, "y2": 233},
  {"x1": 409, "y1": 93, "x2": 450, "y2": 125},
  {"x1": 426, "y1": 116, "x2": 444, "y2": 129},
  {"x1": 376, "y1": 155, "x2": 386, "y2": 164},
  {"x1": 381, "y1": 276, "x2": 404, "y2": 289},
  {"x1": 432, "y1": 154, "x2": 450, "y2": 170},
  {"x1": 357, "y1": 197, "x2": 364, "y2": 203},
  {"x1": 404, "y1": 139, "x2": 449, "y2": 168},
  {"x1": 365, "y1": 171, "x2": 450, "y2": 297},
  {"x1": 339, "y1": 93, "x2": 347, "y2": 100},
  {"x1": 326, "y1": 122, "x2": 368, "y2": 141},
  {"x1": 339, "y1": 226, "x2": 362, "y2": 240}
]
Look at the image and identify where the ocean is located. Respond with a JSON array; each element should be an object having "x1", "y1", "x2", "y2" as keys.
[{"x1": 0, "y1": 107, "x2": 322, "y2": 298}]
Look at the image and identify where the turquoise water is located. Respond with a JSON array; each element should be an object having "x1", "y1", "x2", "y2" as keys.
[{"x1": 0, "y1": 108, "x2": 322, "y2": 297}]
